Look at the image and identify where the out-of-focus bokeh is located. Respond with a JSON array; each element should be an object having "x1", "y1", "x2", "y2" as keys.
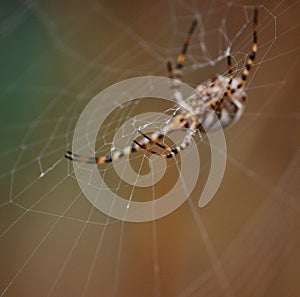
[{"x1": 0, "y1": 0, "x2": 299, "y2": 296}]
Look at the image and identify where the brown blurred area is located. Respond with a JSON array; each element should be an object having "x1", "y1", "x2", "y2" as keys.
[{"x1": 0, "y1": 0, "x2": 299, "y2": 296}]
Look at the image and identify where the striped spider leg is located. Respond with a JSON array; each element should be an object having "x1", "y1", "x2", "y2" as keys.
[{"x1": 65, "y1": 8, "x2": 258, "y2": 164}]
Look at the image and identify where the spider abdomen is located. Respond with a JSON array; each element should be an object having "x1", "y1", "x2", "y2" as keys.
[{"x1": 192, "y1": 75, "x2": 247, "y2": 132}]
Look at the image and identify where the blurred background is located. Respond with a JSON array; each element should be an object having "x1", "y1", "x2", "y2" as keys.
[{"x1": 0, "y1": 0, "x2": 299, "y2": 296}]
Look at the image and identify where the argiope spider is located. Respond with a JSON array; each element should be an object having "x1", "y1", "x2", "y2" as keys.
[{"x1": 65, "y1": 8, "x2": 258, "y2": 164}]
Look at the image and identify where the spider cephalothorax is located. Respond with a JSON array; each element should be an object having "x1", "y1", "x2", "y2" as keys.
[{"x1": 65, "y1": 8, "x2": 258, "y2": 164}]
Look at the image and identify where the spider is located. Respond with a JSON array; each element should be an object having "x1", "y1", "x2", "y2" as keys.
[{"x1": 65, "y1": 8, "x2": 258, "y2": 164}]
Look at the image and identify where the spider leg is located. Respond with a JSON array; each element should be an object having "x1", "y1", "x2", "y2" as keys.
[
  {"x1": 225, "y1": 8, "x2": 258, "y2": 97},
  {"x1": 142, "y1": 127, "x2": 198, "y2": 159},
  {"x1": 65, "y1": 142, "x2": 141, "y2": 164},
  {"x1": 65, "y1": 129, "x2": 167, "y2": 164},
  {"x1": 133, "y1": 140, "x2": 161, "y2": 156},
  {"x1": 132, "y1": 130, "x2": 172, "y2": 156},
  {"x1": 214, "y1": 52, "x2": 234, "y2": 115},
  {"x1": 130, "y1": 112, "x2": 189, "y2": 157},
  {"x1": 167, "y1": 19, "x2": 197, "y2": 106},
  {"x1": 65, "y1": 151, "x2": 97, "y2": 164},
  {"x1": 66, "y1": 113, "x2": 195, "y2": 164},
  {"x1": 226, "y1": 53, "x2": 234, "y2": 92},
  {"x1": 65, "y1": 113, "x2": 190, "y2": 164},
  {"x1": 173, "y1": 19, "x2": 198, "y2": 82},
  {"x1": 137, "y1": 130, "x2": 170, "y2": 151},
  {"x1": 215, "y1": 7, "x2": 258, "y2": 114},
  {"x1": 136, "y1": 118, "x2": 198, "y2": 159},
  {"x1": 167, "y1": 60, "x2": 174, "y2": 80}
]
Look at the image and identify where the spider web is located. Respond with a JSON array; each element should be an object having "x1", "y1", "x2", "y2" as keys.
[{"x1": 0, "y1": 0, "x2": 300, "y2": 296}]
